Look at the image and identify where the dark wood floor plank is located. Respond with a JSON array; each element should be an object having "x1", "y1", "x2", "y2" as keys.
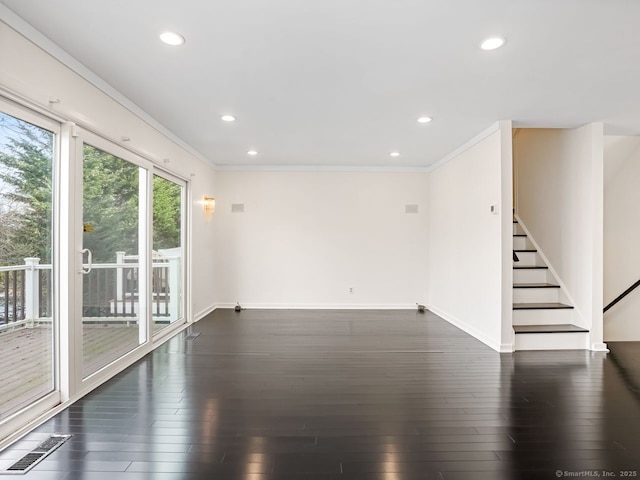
[{"x1": 2, "y1": 309, "x2": 640, "y2": 478}]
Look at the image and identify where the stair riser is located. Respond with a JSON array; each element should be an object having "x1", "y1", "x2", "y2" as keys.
[
  {"x1": 513, "y1": 288, "x2": 560, "y2": 304},
  {"x1": 513, "y1": 237, "x2": 533, "y2": 250},
  {"x1": 513, "y1": 269, "x2": 552, "y2": 283},
  {"x1": 513, "y1": 224, "x2": 525, "y2": 235},
  {"x1": 514, "y1": 332, "x2": 589, "y2": 351},
  {"x1": 512, "y1": 251, "x2": 543, "y2": 267},
  {"x1": 513, "y1": 307, "x2": 574, "y2": 326}
]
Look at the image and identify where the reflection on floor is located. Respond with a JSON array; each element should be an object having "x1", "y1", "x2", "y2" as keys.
[{"x1": 1, "y1": 309, "x2": 640, "y2": 479}]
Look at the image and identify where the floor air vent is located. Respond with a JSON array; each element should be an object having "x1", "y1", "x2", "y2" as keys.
[{"x1": 2, "y1": 434, "x2": 71, "y2": 474}]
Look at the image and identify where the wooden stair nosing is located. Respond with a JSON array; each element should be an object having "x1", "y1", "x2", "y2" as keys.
[
  {"x1": 513, "y1": 302, "x2": 574, "y2": 310},
  {"x1": 513, "y1": 324, "x2": 589, "y2": 334},
  {"x1": 513, "y1": 283, "x2": 560, "y2": 289},
  {"x1": 514, "y1": 265, "x2": 548, "y2": 270}
]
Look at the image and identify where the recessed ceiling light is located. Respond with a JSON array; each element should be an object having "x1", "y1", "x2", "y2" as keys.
[
  {"x1": 417, "y1": 116, "x2": 432, "y2": 124},
  {"x1": 159, "y1": 31, "x2": 185, "y2": 46},
  {"x1": 480, "y1": 36, "x2": 506, "y2": 51},
  {"x1": 390, "y1": 151, "x2": 400, "y2": 157},
  {"x1": 247, "y1": 150, "x2": 258, "y2": 156},
  {"x1": 221, "y1": 115, "x2": 236, "y2": 122}
]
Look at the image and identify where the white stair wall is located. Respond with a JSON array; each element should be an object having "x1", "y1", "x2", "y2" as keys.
[
  {"x1": 514, "y1": 332, "x2": 589, "y2": 350},
  {"x1": 513, "y1": 287, "x2": 561, "y2": 303},
  {"x1": 512, "y1": 307, "x2": 575, "y2": 326},
  {"x1": 513, "y1": 268, "x2": 553, "y2": 283},
  {"x1": 513, "y1": 251, "x2": 544, "y2": 267},
  {"x1": 513, "y1": 236, "x2": 532, "y2": 250}
]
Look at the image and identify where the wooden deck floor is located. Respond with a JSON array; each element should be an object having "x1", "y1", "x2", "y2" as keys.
[
  {"x1": 0, "y1": 326, "x2": 53, "y2": 419},
  {"x1": 0, "y1": 324, "x2": 145, "y2": 418}
]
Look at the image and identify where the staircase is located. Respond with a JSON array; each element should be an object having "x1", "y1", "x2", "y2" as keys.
[{"x1": 512, "y1": 219, "x2": 589, "y2": 350}]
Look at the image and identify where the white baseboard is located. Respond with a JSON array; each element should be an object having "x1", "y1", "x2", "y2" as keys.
[
  {"x1": 591, "y1": 342, "x2": 609, "y2": 352},
  {"x1": 193, "y1": 304, "x2": 217, "y2": 322},
  {"x1": 427, "y1": 304, "x2": 507, "y2": 353},
  {"x1": 215, "y1": 303, "x2": 418, "y2": 310},
  {"x1": 499, "y1": 343, "x2": 515, "y2": 353}
]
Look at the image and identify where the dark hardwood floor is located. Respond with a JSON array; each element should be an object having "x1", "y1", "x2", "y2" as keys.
[{"x1": 2, "y1": 309, "x2": 640, "y2": 479}]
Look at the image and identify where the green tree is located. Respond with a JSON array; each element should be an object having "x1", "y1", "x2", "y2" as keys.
[
  {"x1": 0, "y1": 115, "x2": 53, "y2": 265},
  {"x1": 153, "y1": 175, "x2": 181, "y2": 251},
  {"x1": 1, "y1": 113, "x2": 182, "y2": 267},
  {"x1": 82, "y1": 144, "x2": 139, "y2": 262}
]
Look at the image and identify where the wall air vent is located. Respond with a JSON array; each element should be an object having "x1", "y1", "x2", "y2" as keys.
[
  {"x1": 231, "y1": 203, "x2": 245, "y2": 213},
  {"x1": 1, "y1": 434, "x2": 72, "y2": 474},
  {"x1": 405, "y1": 204, "x2": 419, "y2": 214}
]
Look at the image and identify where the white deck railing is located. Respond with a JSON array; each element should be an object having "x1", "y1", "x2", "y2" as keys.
[{"x1": 0, "y1": 253, "x2": 181, "y2": 332}]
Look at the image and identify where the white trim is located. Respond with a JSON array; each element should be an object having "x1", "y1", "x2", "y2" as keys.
[
  {"x1": 139, "y1": 165, "x2": 151, "y2": 345},
  {"x1": 0, "y1": 86, "x2": 191, "y2": 182},
  {"x1": 499, "y1": 120, "x2": 515, "y2": 350},
  {"x1": 215, "y1": 303, "x2": 419, "y2": 310},
  {"x1": 427, "y1": 304, "x2": 506, "y2": 353},
  {"x1": 75, "y1": 128, "x2": 153, "y2": 387},
  {"x1": 214, "y1": 164, "x2": 431, "y2": 173},
  {"x1": 194, "y1": 304, "x2": 217, "y2": 321},
  {"x1": 186, "y1": 179, "x2": 194, "y2": 325},
  {"x1": 0, "y1": 91, "x2": 62, "y2": 131},
  {"x1": 149, "y1": 170, "x2": 188, "y2": 332},
  {"x1": 0, "y1": 392, "x2": 60, "y2": 451},
  {"x1": 0, "y1": 99, "x2": 63, "y2": 441},
  {"x1": 499, "y1": 342, "x2": 515, "y2": 353},
  {"x1": 427, "y1": 122, "x2": 501, "y2": 172},
  {"x1": 591, "y1": 342, "x2": 609, "y2": 352},
  {"x1": 0, "y1": 7, "x2": 213, "y2": 169}
]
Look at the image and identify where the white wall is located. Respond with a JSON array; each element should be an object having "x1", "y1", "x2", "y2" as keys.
[
  {"x1": 514, "y1": 125, "x2": 605, "y2": 349},
  {"x1": 213, "y1": 171, "x2": 429, "y2": 308},
  {"x1": 604, "y1": 135, "x2": 640, "y2": 340},
  {"x1": 427, "y1": 123, "x2": 513, "y2": 352},
  {"x1": 0, "y1": 20, "x2": 218, "y2": 320}
]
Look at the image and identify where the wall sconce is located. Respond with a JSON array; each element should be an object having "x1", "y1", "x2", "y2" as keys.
[{"x1": 203, "y1": 196, "x2": 215, "y2": 221}]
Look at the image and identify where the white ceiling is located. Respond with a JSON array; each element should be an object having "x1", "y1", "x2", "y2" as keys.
[{"x1": 2, "y1": 0, "x2": 640, "y2": 168}]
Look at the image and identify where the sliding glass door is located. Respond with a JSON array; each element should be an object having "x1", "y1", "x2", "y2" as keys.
[
  {"x1": 0, "y1": 99, "x2": 189, "y2": 441},
  {"x1": 80, "y1": 137, "x2": 150, "y2": 378},
  {"x1": 152, "y1": 173, "x2": 185, "y2": 332},
  {"x1": 0, "y1": 104, "x2": 58, "y2": 419}
]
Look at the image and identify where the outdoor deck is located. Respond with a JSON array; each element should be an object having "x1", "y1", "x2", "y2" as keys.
[{"x1": 0, "y1": 322, "x2": 169, "y2": 419}]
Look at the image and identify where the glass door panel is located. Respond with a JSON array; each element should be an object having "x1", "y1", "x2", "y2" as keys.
[
  {"x1": 81, "y1": 143, "x2": 147, "y2": 378},
  {"x1": 0, "y1": 109, "x2": 55, "y2": 418},
  {"x1": 152, "y1": 174, "x2": 184, "y2": 332}
]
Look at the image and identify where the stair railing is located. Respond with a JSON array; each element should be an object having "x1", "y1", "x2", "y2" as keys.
[{"x1": 604, "y1": 278, "x2": 640, "y2": 313}]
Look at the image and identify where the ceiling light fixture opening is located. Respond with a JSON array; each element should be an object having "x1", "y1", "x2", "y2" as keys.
[
  {"x1": 160, "y1": 31, "x2": 185, "y2": 46},
  {"x1": 390, "y1": 151, "x2": 400, "y2": 157},
  {"x1": 247, "y1": 150, "x2": 258, "y2": 156},
  {"x1": 417, "y1": 116, "x2": 432, "y2": 124},
  {"x1": 221, "y1": 115, "x2": 236, "y2": 122},
  {"x1": 480, "y1": 36, "x2": 506, "y2": 51}
]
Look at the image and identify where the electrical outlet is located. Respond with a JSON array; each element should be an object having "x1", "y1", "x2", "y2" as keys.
[{"x1": 348, "y1": 287, "x2": 354, "y2": 294}]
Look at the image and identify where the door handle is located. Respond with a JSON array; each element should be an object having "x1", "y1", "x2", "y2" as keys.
[{"x1": 80, "y1": 248, "x2": 92, "y2": 274}]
